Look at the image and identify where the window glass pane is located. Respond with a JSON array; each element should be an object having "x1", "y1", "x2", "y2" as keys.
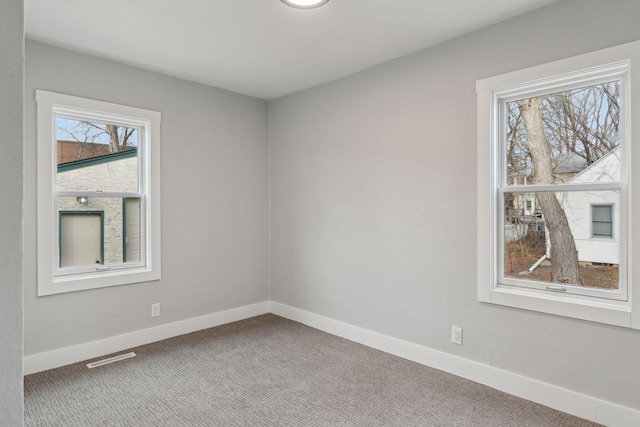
[
  {"x1": 56, "y1": 117, "x2": 139, "y2": 192},
  {"x1": 506, "y1": 81, "x2": 620, "y2": 186},
  {"x1": 58, "y1": 196, "x2": 142, "y2": 267},
  {"x1": 592, "y1": 205, "x2": 612, "y2": 221},
  {"x1": 592, "y1": 222, "x2": 612, "y2": 237},
  {"x1": 124, "y1": 197, "x2": 142, "y2": 263},
  {"x1": 503, "y1": 190, "x2": 619, "y2": 290}
]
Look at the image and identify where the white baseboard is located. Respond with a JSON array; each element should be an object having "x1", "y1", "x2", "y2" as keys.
[
  {"x1": 23, "y1": 301, "x2": 270, "y2": 375},
  {"x1": 270, "y1": 302, "x2": 640, "y2": 427},
  {"x1": 23, "y1": 300, "x2": 640, "y2": 426}
]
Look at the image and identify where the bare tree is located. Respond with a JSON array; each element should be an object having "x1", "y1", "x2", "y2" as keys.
[
  {"x1": 518, "y1": 98, "x2": 581, "y2": 285},
  {"x1": 541, "y1": 83, "x2": 619, "y2": 166},
  {"x1": 106, "y1": 125, "x2": 121, "y2": 153},
  {"x1": 57, "y1": 119, "x2": 137, "y2": 161},
  {"x1": 507, "y1": 105, "x2": 529, "y2": 185},
  {"x1": 105, "y1": 124, "x2": 136, "y2": 153}
]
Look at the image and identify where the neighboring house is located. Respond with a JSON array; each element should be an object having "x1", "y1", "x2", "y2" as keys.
[
  {"x1": 506, "y1": 153, "x2": 587, "y2": 243},
  {"x1": 546, "y1": 147, "x2": 621, "y2": 265},
  {"x1": 553, "y1": 151, "x2": 589, "y2": 183},
  {"x1": 57, "y1": 146, "x2": 140, "y2": 267},
  {"x1": 57, "y1": 139, "x2": 136, "y2": 164},
  {"x1": 509, "y1": 152, "x2": 587, "y2": 219}
]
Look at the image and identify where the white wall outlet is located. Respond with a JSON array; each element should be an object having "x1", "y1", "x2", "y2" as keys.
[
  {"x1": 151, "y1": 303, "x2": 160, "y2": 317},
  {"x1": 451, "y1": 326, "x2": 463, "y2": 345}
]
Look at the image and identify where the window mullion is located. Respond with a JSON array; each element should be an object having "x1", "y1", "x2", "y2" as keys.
[
  {"x1": 499, "y1": 182, "x2": 622, "y2": 194},
  {"x1": 56, "y1": 190, "x2": 143, "y2": 198}
]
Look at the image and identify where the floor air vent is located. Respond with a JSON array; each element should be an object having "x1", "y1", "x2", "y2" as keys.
[{"x1": 86, "y1": 352, "x2": 136, "y2": 369}]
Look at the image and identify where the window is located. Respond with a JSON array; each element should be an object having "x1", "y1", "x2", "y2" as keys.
[
  {"x1": 477, "y1": 40, "x2": 640, "y2": 329},
  {"x1": 525, "y1": 199, "x2": 532, "y2": 212},
  {"x1": 36, "y1": 91, "x2": 161, "y2": 295},
  {"x1": 592, "y1": 205, "x2": 613, "y2": 238}
]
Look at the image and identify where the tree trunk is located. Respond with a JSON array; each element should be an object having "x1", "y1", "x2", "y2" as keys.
[
  {"x1": 106, "y1": 125, "x2": 120, "y2": 153},
  {"x1": 518, "y1": 98, "x2": 581, "y2": 285}
]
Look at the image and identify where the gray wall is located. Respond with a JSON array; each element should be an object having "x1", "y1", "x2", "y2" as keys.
[
  {"x1": 270, "y1": 0, "x2": 640, "y2": 410},
  {"x1": 24, "y1": 40, "x2": 270, "y2": 355},
  {"x1": 20, "y1": 0, "x2": 640, "y2": 416},
  {"x1": 0, "y1": 0, "x2": 24, "y2": 424}
]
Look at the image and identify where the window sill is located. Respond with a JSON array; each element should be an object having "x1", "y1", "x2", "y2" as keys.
[
  {"x1": 481, "y1": 286, "x2": 631, "y2": 328},
  {"x1": 42, "y1": 267, "x2": 161, "y2": 296}
]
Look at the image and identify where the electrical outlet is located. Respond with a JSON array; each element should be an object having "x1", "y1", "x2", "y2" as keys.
[
  {"x1": 151, "y1": 303, "x2": 160, "y2": 317},
  {"x1": 451, "y1": 326, "x2": 463, "y2": 345}
]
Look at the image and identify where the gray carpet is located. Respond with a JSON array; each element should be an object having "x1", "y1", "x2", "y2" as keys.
[{"x1": 24, "y1": 314, "x2": 600, "y2": 426}]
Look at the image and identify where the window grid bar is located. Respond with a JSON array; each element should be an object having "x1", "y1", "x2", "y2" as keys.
[{"x1": 499, "y1": 182, "x2": 622, "y2": 194}]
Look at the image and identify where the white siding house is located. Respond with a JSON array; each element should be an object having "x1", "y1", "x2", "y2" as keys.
[{"x1": 547, "y1": 147, "x2": 620, "y2": 265}]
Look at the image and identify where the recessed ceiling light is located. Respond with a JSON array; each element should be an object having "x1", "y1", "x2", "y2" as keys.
[{"x1": 281, "y1": 0, "x2": 330, "y2": 9}]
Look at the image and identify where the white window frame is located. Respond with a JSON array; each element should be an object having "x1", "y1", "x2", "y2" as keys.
[
  {"x1": 477, "y1": 40, "x2": 640, "y2": 329},
  {"x1": 36, "y1": 90, "x2": 161, "y2": 296}
]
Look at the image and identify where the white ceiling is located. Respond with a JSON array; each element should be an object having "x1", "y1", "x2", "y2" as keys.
[{"x1": 25, "y1": 0, "x2": 559, "y2": 100}]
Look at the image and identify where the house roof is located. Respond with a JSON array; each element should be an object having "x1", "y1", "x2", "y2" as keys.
[
  {"x1": 566, "y1": 146, "x2": 621, "y2": 184},
  {"x1": 554, "y1": 152, "x2": 587, "y2": 174},
  {"x1": 57, "y1": 147, "x2": 137, "y2": 173},
  {"x1": 57, "y1": 140, "x2": 136, "y2": 165}
]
